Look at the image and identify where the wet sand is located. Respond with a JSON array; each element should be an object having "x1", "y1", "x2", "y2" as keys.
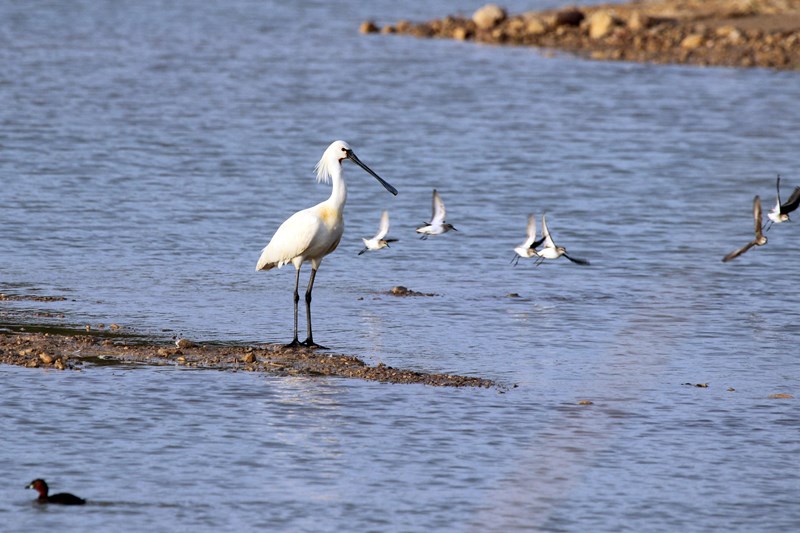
[
  {"x1": 0, "y1": 326, "x2": 496, "y2": 389},
  {"x1": 364, "y1": 0, "x2": 800, "y2": 70}
]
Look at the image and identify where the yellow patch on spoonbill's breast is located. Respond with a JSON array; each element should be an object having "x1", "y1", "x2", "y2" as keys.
[{"x1": 318, "y1": 205, "x2": 340, "y2": 226}]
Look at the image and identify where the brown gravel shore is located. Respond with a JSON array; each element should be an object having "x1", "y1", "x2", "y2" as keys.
[
  {"x1": 0, "y1": 328, "x2": 496, "y2": 388},
  {"x1": 362, "y1": 0, "x2": 800, "y2": 70}
]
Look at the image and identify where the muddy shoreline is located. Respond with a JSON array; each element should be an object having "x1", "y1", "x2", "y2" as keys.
[
  {"x1": 0, "y1": 325, "x2": 497, "y2": 389},
  {"x1": 363, "y1": 0, "x2": 800, "y2": 70}
]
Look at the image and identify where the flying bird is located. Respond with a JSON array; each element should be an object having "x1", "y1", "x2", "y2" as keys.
[
  {"x1": 256, "y1": 140, "x2": 397, "y2": 348},
  {"x1": 535, "y1": 214, "x2": 590, "y2": 266},
  {"x1": 512, "y1": 213, "x2": 546, "y2": 266},
  {"x1": 766, "y1": 174, "x2": 800, "y2": 230},
  {"x1": 359, "y1": 210, "x2": 397, "y2": 255},
  {"x1": 722, "y1": 195, "x2": 767, "y2": 262},
  {"x1": 416, "y1": 189, "x2": 457, "y2": 238}
]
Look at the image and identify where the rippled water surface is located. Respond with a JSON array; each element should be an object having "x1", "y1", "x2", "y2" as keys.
[{"x1": 2, "y1": 1, "x2": 800, "y2": 531}]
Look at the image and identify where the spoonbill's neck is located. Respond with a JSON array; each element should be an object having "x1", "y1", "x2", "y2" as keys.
[{"x1": 327, "y1": 164, "x2": 347, "y2": 208}]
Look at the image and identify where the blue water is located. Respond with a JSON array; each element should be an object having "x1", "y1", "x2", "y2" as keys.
[{"x1": 2, "y1": 1, "x2": 800, "y2": 531}]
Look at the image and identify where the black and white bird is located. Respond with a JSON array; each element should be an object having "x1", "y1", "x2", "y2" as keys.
[
  {"x1": 512, "y1": 213, "x2": 546, "y2": 266},
  {"x1": 359, "y1": 210, "x2": 397, "y2": 255},
  {"x1": 416, "y1": 189, "x2": 457, "y2": 238},
  {"x1": 766, "y1": 174, "x2": 800, "y2": 229},
  {"x1": 536, "y1": 214, "x2": 590, "y2": 266},
  {"x1": 722, "y1": 195, "x2": 767, "y2": 262}
]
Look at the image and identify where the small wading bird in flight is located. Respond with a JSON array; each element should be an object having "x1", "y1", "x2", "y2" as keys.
[
  {"x1": 256, "y1": 140, "x2": 397, "y2": 348},
  {"x1": 359, "y1": 210, "x2": 397, "y2": 255},
  {"x1": 722, "y1": 195, "x2": 767, "y2": 262},
  {"x1": 766, "y1": 174, "x2": 800, "y2": 230},
  {"x1": 535, "y1": 214, "x2": 590, "y2": 266},
  {"x1": 511, "y1": 213, "x2": 546, "y2": 266},
  {"x1": 416, "y1": 189, "x2": 457, "y2": 238}
]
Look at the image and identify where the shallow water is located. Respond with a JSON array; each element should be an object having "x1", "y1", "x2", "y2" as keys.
[{"x1": 2, "y1": 0, "x2": 800, "y2": 531}]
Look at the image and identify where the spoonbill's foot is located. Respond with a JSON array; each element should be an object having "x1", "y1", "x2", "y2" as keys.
[
  {"x1": 284, "y1": 338, "x2": 303, "y2": 349},
  {"x1": 302, "y1": 338, "x2": 328, "y2": 350}
]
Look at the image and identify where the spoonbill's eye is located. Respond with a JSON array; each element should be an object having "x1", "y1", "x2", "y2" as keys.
[{"x1": 341, "y1": 147, "x2": 347, "y2": 152}]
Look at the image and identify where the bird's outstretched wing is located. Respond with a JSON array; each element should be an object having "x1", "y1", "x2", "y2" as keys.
[
  {"x1": 375, "y1": 210, "x2": 390, "y2": 240},
  {"x1": 431, "y1": 189, "x2": 446, "y2": 226},
  {"x1": 753, "y1": 195, "x2": 764, "y2": 238},
  {"x1": 541, "y1": 214, "x2": 556, "y2": 249},
  {"x1": 523, "y1": 213, "x2": 537, "y2": 248},
  {"x1": 781, "y1": 186, "x2": 800, "y2": 215},
  {"x1": 564, "y1": 253, "x2": 590, "y2": 265},
  {"x1": 722, "y1": 240, "x2": 756, "y2": 262}
]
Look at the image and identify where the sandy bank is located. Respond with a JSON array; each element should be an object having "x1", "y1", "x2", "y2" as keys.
[{"x1": 363, "y1": 0, "x2": 800, "y2": 70}]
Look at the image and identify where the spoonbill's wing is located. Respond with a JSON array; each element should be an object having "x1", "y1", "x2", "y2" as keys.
[
  {"x1": 375, "y1": 210, "x2": 390, "y2": 240},
  {"x1": 431, "y1": 189, "x2": 446, "y2": 225},
  {"x1": 753, "y1": 195, "x2": 764, "y2": 239},
  {"x1": 541, "y1": 214, "x2": 556, "y2": 249},
  {"x1": 256, "y1": 208, "x2": 320, "y2": 270}
]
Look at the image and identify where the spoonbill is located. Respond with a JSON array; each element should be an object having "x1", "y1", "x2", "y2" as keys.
[
  {"x1": 766, "y1": 174, "x2": 800, "y2": 230},
  {"x1": 416, "y1": 189, "x2": 457, "y2": 238},
  {"x1": 512, "y1": 213, "x2": 546, "y2": 266},
  {"x1": 722, "y1": 195, "x2": 767, "y2": 262},
  {"x1": 359, "y1": 210, "x2": 397, "y2": 255},
  {"x1": 536, "y1": 214, "x2": 590, "y2": 265},
  {"x1": 256, "y1": 140, "x2": 397, "y2": 347}
]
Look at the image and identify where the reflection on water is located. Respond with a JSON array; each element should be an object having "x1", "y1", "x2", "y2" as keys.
[{"x1": 2, "y1": 0, "x2": 800, "y2": 530}]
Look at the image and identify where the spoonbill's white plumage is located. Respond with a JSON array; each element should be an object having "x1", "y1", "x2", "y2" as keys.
[
  {"x1": 536, "y1": 214, "x2": 590, "y2": 266},
  {"x1": 256, "y1": 140, "x2": 397, "y2": 347},
  {"x1": 767, "y1": 174, "x2": 800, "y2": 229},
  {"x1": 359, "y1": 210, "x2": 397, "y2": 255},
  {"x1": 722, "y1": 195, "x2": 767, "y2": 262},
  {"x1": 512, "y1": 213, "x2": 546, "y2": 266},
  {"x1": 416, "y1": 189, "x2": 457, "y2": 238}
]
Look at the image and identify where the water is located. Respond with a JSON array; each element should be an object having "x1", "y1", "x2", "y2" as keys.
[{"x1": 2, "y1": 0, "x2": 800, "y2": 530}]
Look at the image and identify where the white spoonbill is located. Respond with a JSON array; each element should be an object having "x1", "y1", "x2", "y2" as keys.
[
  {"x1": 416, "y1": 189, "x2": 457, "y2": 238},
  {"x1": 359, "y1": 210, "x2": 397, "y2": 255},
  {"x1": 256, "y1": 140, "x2": 397, "y2": 347},
  {"x1": 536, "y1": 214, "x2": 590, "y2": 266},
  {"x1": 511, "y1": 213, "x2": 546, "y2": 266}
]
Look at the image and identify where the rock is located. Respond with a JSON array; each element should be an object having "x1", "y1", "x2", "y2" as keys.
[
  {"x1": 681, "y1": 34, "x2": 704, "y2": 49},
  {"x1": 396, "y1": 20, "x2": 411, "y2": 33},
  {"x1": 242, "y1": 352, "x2": 256, "y2": 364},
  {"x1": 453, "y1": 26, "x2": 470, "y2": 40},
  {"x1": 525, "y1": 16, "x2": 548, "y2": 35},
  {"x1": 473, "y1": 4, "x2": 506, "y2": 30},
  {"x1": 380, "y1": 25, "x2": 395, "y2": 34},
  {"x1": 768, "y1": 393, "x2": 794, "y2": 399},
  {"x1": 175, "y1": 338, "x2": 195, "y2": 349},
  {"x1": 359, "y1": 21, "x2": 378, "y2": 34},
  {"x1": 390, "y1": 286, "x2": 411, "y2": 295},
  {"x1": 554, "y1": 8, "x2": 584, "y2": 28},
  {"x1": 716, "y1": 26, "x2": 743, "y2": 43},
  {"x1": 588, "y1": 11, "x2": 616, "y2": 39},
  {"x1": 38, "y1": 353, "x2": 54, "y2": 364}
]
